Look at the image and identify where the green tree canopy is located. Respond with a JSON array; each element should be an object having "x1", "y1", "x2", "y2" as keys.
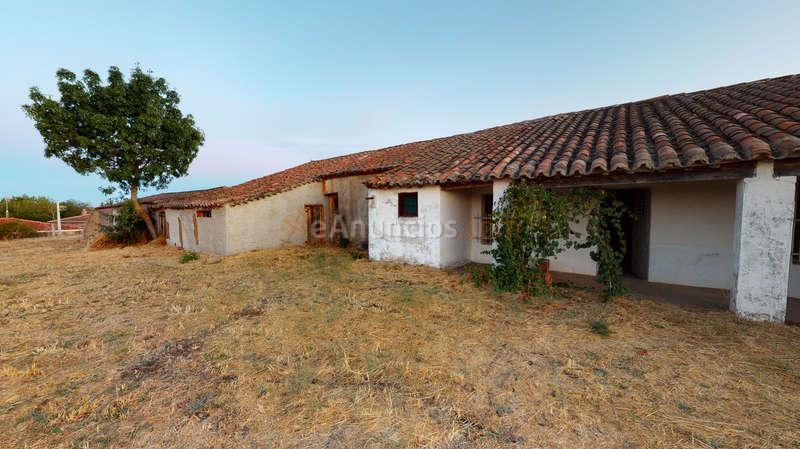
[
  {"x1": 3, "y1": 195, "x2": 54, "y2": 222},
  {"x1": 59, "y1": 199, "x2": 91, "y2": 218},
  {"x1": 2, "y1": 196, "x2": 91, "y2": 222},
  {"x1": 22, "y1": 66, "x2": 204, "y2": 238}
]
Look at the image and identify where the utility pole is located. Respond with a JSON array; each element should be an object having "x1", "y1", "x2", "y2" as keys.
[{"x1": 56, "y1": 201, "x2": 62, "y2": 235}]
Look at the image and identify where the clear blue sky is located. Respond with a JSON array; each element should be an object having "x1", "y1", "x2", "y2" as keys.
[{"x1": 2, "y1": 0, "x2": 799, "y2": 205}]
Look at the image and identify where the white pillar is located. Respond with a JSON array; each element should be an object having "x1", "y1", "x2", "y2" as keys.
[
  {"x1": 490, "y1": 179, "x2": 511, "y2": 263},
  {"x1": 56, "y1": 201, "x2": 62, "y2": 235},
  {"x1": 730, "y1": 161, "x2": 795, "y2": 323}
]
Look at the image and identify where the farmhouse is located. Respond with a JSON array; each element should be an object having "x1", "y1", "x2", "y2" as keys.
[{"x1": 153, "y1": 74, "x2": 800, "y2": 323}]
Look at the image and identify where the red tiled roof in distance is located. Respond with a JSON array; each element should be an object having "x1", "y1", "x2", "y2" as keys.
[
  {"x1": 0, "y1": 218, "x2": 52, "y2": 232},
  {"x1": 47, "y1": 213, "x2": 90, "y2": 230}
]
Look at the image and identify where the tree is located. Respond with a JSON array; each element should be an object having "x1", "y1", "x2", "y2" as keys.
[
  {"x1": 23, "y1": 66, "x2": 204, "y2": 238},
  {"x1": 60, "y1": 199, "x2": 91, "y2": 218},
  {"x1": 5, "y1": 195, "x2": 55, "y2": 222},
  {"x1": 3, "y1": 196, "x2": 91, "y2": 221}
]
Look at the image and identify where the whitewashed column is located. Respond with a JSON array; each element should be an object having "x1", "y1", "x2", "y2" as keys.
[
  {"x1": 490, "y1": 178, "x2": 511, "y2": 263},
  {"x1": 730, "y1": 161, "x2": 795, "y2": 323}
]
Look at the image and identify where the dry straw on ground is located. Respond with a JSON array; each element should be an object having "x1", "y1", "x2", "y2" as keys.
[{"x1": 1, "y1": 237, "x2": 799, "y2": 448}]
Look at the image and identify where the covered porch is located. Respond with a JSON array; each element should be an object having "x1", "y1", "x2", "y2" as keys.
[{"x1": 552, "y1": 271, "x2": 800, "y2": 325}]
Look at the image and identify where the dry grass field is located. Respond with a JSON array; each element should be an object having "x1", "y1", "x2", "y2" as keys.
[{"x1": 1, "y1": 237, "x2": 799, "y2": 448}]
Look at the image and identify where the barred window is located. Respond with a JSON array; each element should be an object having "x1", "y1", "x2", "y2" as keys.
[{"x1": 480, "y1": 193, "x2": 493, "y2": 244}]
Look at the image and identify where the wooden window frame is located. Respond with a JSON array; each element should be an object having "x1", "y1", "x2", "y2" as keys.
[
  {"x1": 398, "y1": 192, "x2": 419, "y2": 218},
  {"x1": 196, "y1": 209, "x2": 212, "y2": 218}
]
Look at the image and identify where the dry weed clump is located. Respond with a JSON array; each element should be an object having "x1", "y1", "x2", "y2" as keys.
[{"x1": 0, "y1": 236, "x2": 799, "y2": 448}]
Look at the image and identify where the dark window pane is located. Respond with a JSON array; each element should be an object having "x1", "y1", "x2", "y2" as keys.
[
  {"x1": 481, "y1": 194, "x2": 493, "y2": 244},
  {"x1": 398, "y1": 192, "x2": 418, "y2": 217},
  {"x1": 482, "y1": 194, "x2": 493, "y2": 215}
]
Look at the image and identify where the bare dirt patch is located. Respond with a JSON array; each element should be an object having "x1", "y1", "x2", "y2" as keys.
[{"x1": 1, "y1": 237, "x2": 799, "y2": 448}]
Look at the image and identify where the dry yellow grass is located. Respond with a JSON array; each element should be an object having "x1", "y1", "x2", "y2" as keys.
[{"x1": 1, "y1": 237, "x2": 799, "y2": 448}]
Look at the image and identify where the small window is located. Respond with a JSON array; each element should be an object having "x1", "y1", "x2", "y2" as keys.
[
  {"x1": 196, "y1": 209, "x2": 212, "y2": 218},
  {"x1": 398, "y1": 192, "x2": 418, "y2": 217},
  {"x1": 480, "y1": 193, "x2": 493, "y2": 244}
]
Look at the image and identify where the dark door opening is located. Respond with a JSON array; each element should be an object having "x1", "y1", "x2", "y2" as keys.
[
  {"x1": 326, "y1": 193, "x2": 340, "y2": 242},
  {"x1": 305, "y1": 204, "x2": 325, "y2": 245},
  {"x1": 609, "y1": 189, "x2": 650, "y2": 279}
]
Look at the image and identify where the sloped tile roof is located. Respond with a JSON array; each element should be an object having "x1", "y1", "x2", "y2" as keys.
[
  {"x1": 367, "y1": 74, "x2": 800, "y2": 187},
  {"x1": 164, "y1": 74, "x2": 800, "y2": 208},
  {"x1": 95, "y1": 187, "x2": 226, "y2": 210},
  {"x1": 157, "y1": 145, "x2": 418, "y2": 208}
]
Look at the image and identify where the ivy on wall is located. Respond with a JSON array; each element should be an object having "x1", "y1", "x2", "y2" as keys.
[{"x1": 486, "y1": 182, "x2": 630, "y2": 300}]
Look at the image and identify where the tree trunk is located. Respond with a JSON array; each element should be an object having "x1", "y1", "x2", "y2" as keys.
[{"x1": 131, "y1": 185, "x2": 157, "y2": 240}]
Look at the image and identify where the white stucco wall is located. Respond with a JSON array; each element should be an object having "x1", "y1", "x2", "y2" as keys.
[
  {"x1": 225, "y1": 182, "x2": 325, "y2": 254},
  {"x1": 730, "y1": 162, "x2": 795, "y2": 322},
  {"x1": 164, "y1": 207, "x2": 228, "y2": 255},
  {"x1": 368, "y1": 185, "x2": 444, "y2": 266},
  {"x1": 440, "y1": 189, "x2": 472, "y2": 267},
  {"x1": 647, "y1": 181, "x2": 737, "y2": 289},
  {"x1": 164, "y1": 175, "x2": 373, "y2": 256}
]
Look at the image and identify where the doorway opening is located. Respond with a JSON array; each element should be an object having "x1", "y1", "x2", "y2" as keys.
[
  {"x1": 326, "y1": 193, "x2": 341, "y2": 242},
  {"x1": 609, "y1": 189, "x2": 650, "y2": 279},
  {"x1": 305, "y1": 204, "x2": 325, "y2": 245}
]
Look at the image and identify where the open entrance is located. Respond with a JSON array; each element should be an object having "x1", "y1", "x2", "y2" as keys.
[
  {"x1": 610, "y1": 189, "x2": 650, "y2": 279},
  {"x1": 305, "y1": 204, "x2": 325, "y2": 245},
  {"x1": 326, "y1": 193, "x2": 341, "y2": 242},
  {"x1": 156, "y1": 211, "x2": 167, "y2": 238}
]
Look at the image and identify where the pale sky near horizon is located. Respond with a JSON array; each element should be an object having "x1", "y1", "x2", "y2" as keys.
[{"x1": 2, "y1": 0, "x2": 800, "y2": 205}]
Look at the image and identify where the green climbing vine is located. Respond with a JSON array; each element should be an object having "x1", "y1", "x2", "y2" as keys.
[
  {"x1": 585, "y1": 194, "x2": 630, "y2": 299},
  {"x1": 486, "y1": 182, "x2": 630, "y2": 300}
]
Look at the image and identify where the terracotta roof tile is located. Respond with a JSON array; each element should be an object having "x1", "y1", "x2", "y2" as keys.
[
  {"x1": 368, "y1": 74, "x2": 800, "y2": 188},
  {"x1": 157, "y1": 145, "x2": 417, "y2": 208},
  {"x1": 164, "y1": 74, "x2": 800, "y2": 208},
  {"x1": 95, "y1": 187, "x2": 226, "y2": 210}
]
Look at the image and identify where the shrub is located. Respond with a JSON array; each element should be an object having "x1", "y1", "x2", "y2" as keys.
[
  {"x1": 0, "y1": 222, "x2": 41, "y2": 240},
  {"x1": 101, "y1": 201, "x2": 146, "y2": 243},
  {"x1": 349, "y1": 249, "x2": 366, "y2": 260},
  {"x1": 485, "y1": 182, "x2": 630, "y2": 299},
  {"x1": 464, "y1": 264, "x2": 491, "y2": 287},
  {"x1": 589, "y1": 320, "x2": 611, "y2": 336},
  {"x1": 180, "y1": 251, "x2": 198, "y2": 264},
  {"x1": 486, "y1": 183, "x2": 591, "y2": 294}
]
